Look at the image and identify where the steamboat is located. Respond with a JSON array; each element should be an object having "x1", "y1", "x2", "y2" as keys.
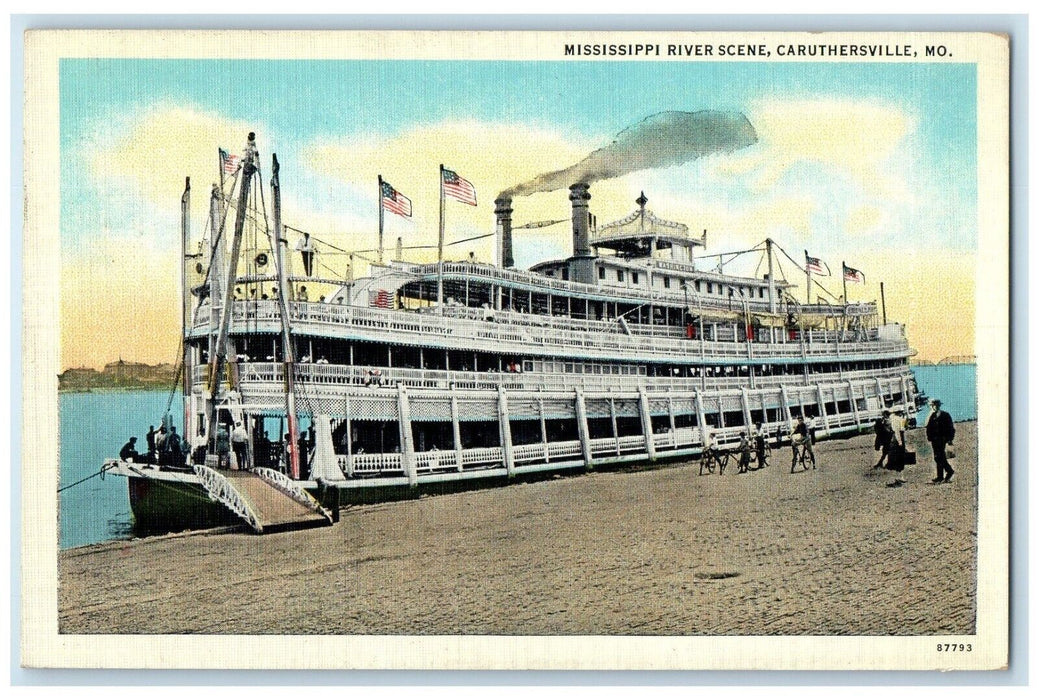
[{"x1": 106, "y1": 128, "x2": 922, "y2": 533}]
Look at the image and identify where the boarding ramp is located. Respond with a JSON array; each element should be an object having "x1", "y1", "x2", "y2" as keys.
[{"x1": 194, "y1": 465, "x2": 333, "y2": 534}]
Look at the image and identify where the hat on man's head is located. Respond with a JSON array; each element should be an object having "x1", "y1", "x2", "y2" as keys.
[
  {"x1": 882, "y1": 409, "x2": 891, "y2": 415},
  {"x1": 931, "y1": 399, "x2": 942, "y2": 407}
]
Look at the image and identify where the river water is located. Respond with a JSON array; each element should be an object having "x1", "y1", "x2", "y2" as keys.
[{"x1": 57, "y1": 365, "x2": 978, "y2": 550}]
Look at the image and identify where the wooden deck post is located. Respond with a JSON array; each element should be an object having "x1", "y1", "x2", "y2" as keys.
[
  {"x1": 694, "y1": 389, "x2": 707, "y2": 445},
  {"x1": 848, "y1": 379, "x2": 861, "y2": 429},
  {"x1": 740, "y1": 387, "x2": 753, "y2": 430},
  {"x1": 638, "y1": 387, "x2": 656, "y2": 461},
  {"x1": 538, "y1": 397, "x2": 549, "y2": 463},
  {"x1": 575, "y1": 388, "x2": 593, "y2": 469},
  {"x1": 450, "y1": 393, "x2": 463, "y2": 472},
  {"x1": 396, "y1": 384, "x2": 417, "y2": 487},
  {"x1": 779, "y1": 385, "x2": 794, "y2": 429},
  {"x1": 816, "y1": 385, "x2": 830, "y2": 433},
  {"x1": 497, "y1": 386, "x2": 516, "y2": 477}
]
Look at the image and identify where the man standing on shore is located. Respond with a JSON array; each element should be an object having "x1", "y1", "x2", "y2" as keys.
[{"x1": 926, "y1": 399, "x2": 956, "y2": 483}]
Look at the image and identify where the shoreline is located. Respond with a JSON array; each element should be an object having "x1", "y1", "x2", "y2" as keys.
[{"x1": 59, "y1": 421, "x2": 977, "y2": 636}]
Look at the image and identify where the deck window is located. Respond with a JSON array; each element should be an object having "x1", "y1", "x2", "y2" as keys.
[
  {"x1": 617, "y1": 270, "x2": 624, "y2": 282},
  {"x1": 632, "y1": 272, "x2": 639, "y2": 284},
  {"x1": 598, "y1": 267, "x2": 605, "y2": 280},
  {"x1": 663, "y1": 276, "x2": 671, "y2": 289}
]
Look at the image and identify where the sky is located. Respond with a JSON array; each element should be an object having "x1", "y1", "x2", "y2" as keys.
[{"x1": 59, "y1": 58, "x2": 977, "y2": 368}]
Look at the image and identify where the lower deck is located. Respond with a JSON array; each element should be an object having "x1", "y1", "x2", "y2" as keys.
[{"x1": 186, "y1": 370, "x2": 919, "y2": 485}]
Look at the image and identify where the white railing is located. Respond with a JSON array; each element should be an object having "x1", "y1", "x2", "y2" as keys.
[
  {"x1": 191, "y1": 299, "x2": 904, "y2": 365},
  {"x1": 193, "y1": 465, "x2": 263, "y2": 532},
  {"x1": 211, "y1": 361, "x2": 915, "y2": 397},
  {"x1": 460, "y1": 446, "x2": 504, "y2": 467},
  {"x1": 348, "y1": 453, "x2": 403, "y2": 474},
  {"x1": 253, "y1": 467, "x2": 332, "y2": 521}
]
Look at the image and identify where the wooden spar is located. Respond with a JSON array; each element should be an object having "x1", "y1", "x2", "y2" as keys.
[
  {"x1": 206, "y1": 135, "x2": 256, "y2": 455},
  {"x1": 766, "y1": 238, "x2": 776, "y2": 314},
  {"x1": 208, "y1": 184, "x2": 224, "y2": 356},
  {"x1": 180, "y1": 177, "x2": 191, "y2": 437},
  {"x1": 271, "y1": 153, "x2": 301, "y2": 481},
  {"x1": 880, "y1": 281, "x2": 888, "y2": 325}
]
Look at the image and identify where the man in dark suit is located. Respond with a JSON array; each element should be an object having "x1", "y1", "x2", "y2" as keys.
[{"x1": 925, "y1": 399, "x2": 956, "y2": 483}]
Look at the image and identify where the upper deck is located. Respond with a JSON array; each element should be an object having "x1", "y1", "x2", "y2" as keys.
[{"x1": 189, "y1": 298, "x2": 912, "y2": 366}]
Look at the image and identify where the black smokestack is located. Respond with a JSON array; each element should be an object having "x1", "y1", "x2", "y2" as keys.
[
  {"x1": 500, "y1": 110, "x2": 757, "y2": 198},
  {"x1": 494, "y1": 197, "x2": 514, "y2": 268},
  {"x1": 569, "y1": 183, "x2": 592, "y2": 258}
]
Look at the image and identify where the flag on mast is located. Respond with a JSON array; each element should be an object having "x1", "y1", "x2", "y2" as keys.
[
  {"x1": 804, "y1": 251, "x2": 830, "y2": 275},
  {"x1": 442, "y1": 168, "x2": 477, "y2": 206},
  {"x1": 380, "y1": 180, "x2": 413, "y2": 218},
  {"x1": 218, "y1": 148, "x2": 240, "y2": 174},
  {"x1": 843, "y1": 264, "x2": 866, "y2": 283}
]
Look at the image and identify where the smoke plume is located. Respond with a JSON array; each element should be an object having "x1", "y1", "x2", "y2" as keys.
[{"x1": 499, "y1": 110, "x2": 757, "y2": 198}]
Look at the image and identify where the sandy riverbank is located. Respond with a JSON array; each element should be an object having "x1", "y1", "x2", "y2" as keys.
[{"x1": 59, "y1": 422, "x2": 977, "y2": 635}]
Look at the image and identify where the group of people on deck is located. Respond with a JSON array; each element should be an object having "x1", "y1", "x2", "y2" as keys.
[{"x1": 118, "y1": 425, "x2": 189, "y2": 468}]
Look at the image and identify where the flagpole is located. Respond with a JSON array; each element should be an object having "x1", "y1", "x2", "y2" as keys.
[
  {"x1": 842, "y1": 262, "x2": 848, "y2": 303},
  {"x1": 880, "y1": 281, "x2": 887, "y2": 325},
  {"x1": 805, "y1": 251, "x2": 812, "y2": 305},
  {"x1": 377, "y1": 174, "x2": 385, "y2": 265},
  {"x1": 438, "y1": 163, "x2": 445, "y2": 315}
]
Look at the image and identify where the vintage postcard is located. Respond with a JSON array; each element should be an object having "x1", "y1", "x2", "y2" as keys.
[{"x1": 22, "y1": 29, "x2": 1009, "y2": 670}]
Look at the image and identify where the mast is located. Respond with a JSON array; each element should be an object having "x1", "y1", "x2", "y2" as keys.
[
  {"x1": 437, "y1": 163, "x2": 445, "y2": 314},
  {"x1": 206, "y1": 133, "x2": 257, "y2": 455},
  {"x1": 180, "y1": 177, "x2": 191, "y2": 435},
  {"x1": 766, "y1": 238, "x2": 776, "y2": 314},
  {"x1": 377, "y1": 174, "x2": 385, "y2": 265},
  {"x1": 207, "y1": 184, "x2": 224, "y2": 371},
  {"x1": 842, "y1": 261, "x2": 849, "y2": 304},
  {"x1": 880, "y1": 281, "x2": 888, "y2": 325},
  {"x1": 271, "y1": 153, "x2": 301, "y2": 481}
]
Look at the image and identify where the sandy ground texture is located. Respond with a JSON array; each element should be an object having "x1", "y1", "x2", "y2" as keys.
[{"x1": 59, "y1": 423, "x2": 977, "y2": 636}]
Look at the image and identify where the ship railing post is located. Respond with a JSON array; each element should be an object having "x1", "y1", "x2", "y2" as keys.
[
  {"x1": 638, "y1": 387, "x2": 656, "y2": 461},
  {"x1": 450, "y1": 393, "x2": 463, "y2": 472},
  {"x1": 574, "y1": 388, "x2": 593, "y2": 469},
  {"x1": 497, "y1": 386, "x2": 515, "y2": 477},
  {"x1": 780, "y1": 385, "x2": 794, "y2": 431},
  {"x1": 609, "y1": 397, "x2": 620, "y2": 455},
  {"x1": 538, "y1": 397, "x2": 549, "y2": 463},
  {"x1": 667, "y1": 393, "x2": 677, "y2": 448},
  {"x1": 694, "y1": 389, "x2": 707, "y2": 448},
  {"x1": 397, "y1": 383, "x2": 417, "y2": 487},
  {"x1": 848, "y1": 379, "x2": 862, "y2": 430},
  {"x1": 816, "y1": 385, "x2": 830, "y2": 434},
  {"x1": 740, "y1": 387, "x2": 753, "y2": 432},
  {"x1": 874, "y1": 377, "x2": 885, "y2": 412}
]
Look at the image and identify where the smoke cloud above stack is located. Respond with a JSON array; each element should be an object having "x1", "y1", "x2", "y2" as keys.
[{"x1": 499, "y1": 110, "x2": 757, "y2": 198}]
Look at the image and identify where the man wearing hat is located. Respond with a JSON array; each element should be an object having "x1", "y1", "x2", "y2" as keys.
[{"x1": 925, "y1": 399, "x2": 956, "y2": 483}]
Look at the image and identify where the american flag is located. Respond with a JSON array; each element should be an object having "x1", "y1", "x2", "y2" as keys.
[
  {"x1": 380, "y1": 180, "x2": 412, "y2": 218},
  {"x1": 804, "y1": 251, "x2": 829, "y2": 275},
  {"x1": 442, "y1": 168, "x2": 477, "y2": 206},
  {"x1": 369, "y1": 289, "x2": 393, "y2": 308},
  {"x1": 219, "y1": 148, "x2": 240, "y2": 175},
  {"x1": 844, "y1": 265, "x2": 865, "y2": 283}
]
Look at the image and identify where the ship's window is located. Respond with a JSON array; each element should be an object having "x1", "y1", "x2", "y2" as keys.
[
  {"x1": 598, "y1": 267, "x2": 605, "y2": 280},
  {"x1": 663, "y1": 276, "x2": 671, "y2": 289},
  {"x1": 561, "y1": 268, "x2": 569, "y2": 280},
  {"x1": 523, "y1": 361, "x2": 534, "y2": 372},
  {"x1": 632, "y1": 272, "x2": 640, "y2": 284},
  {"x1": 695, "y1": 280, "x2": 701, "y2": 292},
  {"x1": 638, "y1": 367, "x2": 647, "y2": 376},
  {"x1": 565, "y1": 363, "x2": 574, "y2": 373},
  {"x1": 707, "y1": 283, "x2": 714, "y2": 294},
  {"x1": 759, "y1": 288, "x2": 765, "y2": 298},
  {"x1": 617, "y1": 270, "x2": 624, "y2": 282}
]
